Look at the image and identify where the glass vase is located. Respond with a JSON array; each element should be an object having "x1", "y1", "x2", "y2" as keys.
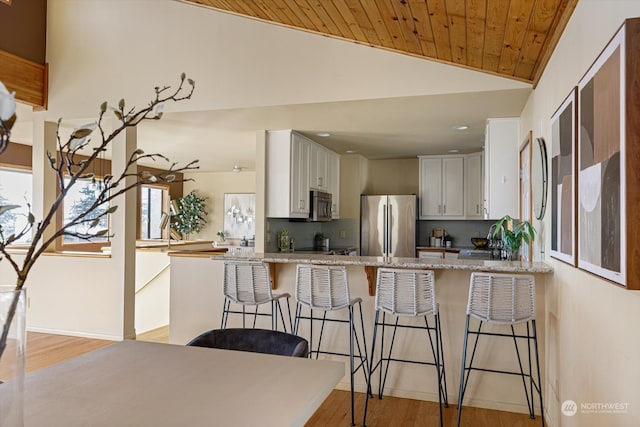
[
  {"x1": 0, "y1": 286, "x2": 26, "y2": 426},
  {"x1": 503, "y1": 244, "x2": 520, "y2": 261}
]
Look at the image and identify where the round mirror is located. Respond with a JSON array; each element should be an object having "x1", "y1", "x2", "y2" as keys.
[{"x1": 532, "y1": 137, "x2": 548, "y2": 220}]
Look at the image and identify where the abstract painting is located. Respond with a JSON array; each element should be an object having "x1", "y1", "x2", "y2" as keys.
[
  {"x1": 577, "y1": 28, "x2": 625, "y2": 286},
  {"x1": 550, "y1": 88, "x2": 576, "y2": 265},
  {"x1": 223, "y1": 193, "x2": 255, "y2": 240}
]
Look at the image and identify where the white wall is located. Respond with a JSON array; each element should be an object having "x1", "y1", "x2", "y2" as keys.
[
  {"x1": 183, "y1": 171, "x2": 256, "y2": 241},
  {"x1": 0, "y1": 253, "x2": 121, "y2": 340},
  {"x1": 521, "y1": 1, "x2": 640, "y2": 426},
  {"x1": 43, "y1": 0, "x2": 528, "y2": 122}
]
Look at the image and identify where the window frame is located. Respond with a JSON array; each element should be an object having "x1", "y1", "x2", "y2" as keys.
[
  {"x1": 138, "y1": 183, "x2": 171, "y2": 240},
  {"x1": 0, "y1": 164, "x2": 34, "y2": 248}
]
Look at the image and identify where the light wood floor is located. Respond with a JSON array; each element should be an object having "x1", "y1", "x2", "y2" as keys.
[{"x1": 25, "y1": 330, "x2": 543, "y2": 427}]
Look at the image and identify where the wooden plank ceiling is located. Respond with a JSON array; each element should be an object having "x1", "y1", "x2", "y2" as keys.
[{"x1": 181, "y1": 0, "x2": 578, "y2": 85}]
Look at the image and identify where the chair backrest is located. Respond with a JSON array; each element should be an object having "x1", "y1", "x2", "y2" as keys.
[
  {"x1": 187, "y1": 328, "x2": 309, "y2": 358},
  {"x1": 295, "y1": 264, "x2": 351, "y2": 311},
  {"x1": 467, "y1": 272, "x2": 536, "y2": 324},
  {"x1": 375, "y1": 268, "x2": 437, "y2": 317},
  {"x1": 223, "y1": 260, "x2": 273, "y2": 305}
]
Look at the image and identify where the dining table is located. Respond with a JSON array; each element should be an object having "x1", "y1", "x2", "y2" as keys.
[{"x1": 3, "y1": 340, "x2": 344, "y2": 426}]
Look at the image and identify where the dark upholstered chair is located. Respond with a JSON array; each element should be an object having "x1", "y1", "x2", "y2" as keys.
[{"x1": 186, "y1": 328, "x2": 309, "y2": 358}]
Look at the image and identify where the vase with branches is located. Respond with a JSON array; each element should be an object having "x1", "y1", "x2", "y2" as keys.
[{"x1": 0, "y1": 74, "x2": 199, "y2": 376}]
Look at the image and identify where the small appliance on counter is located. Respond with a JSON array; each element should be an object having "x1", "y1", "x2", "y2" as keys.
[
  {"x1": 429, "y1": 228, "x2": 449, "y2": 247},
  {"x1": 314, "y1": 233, "x2": 330, "y2": 251}
]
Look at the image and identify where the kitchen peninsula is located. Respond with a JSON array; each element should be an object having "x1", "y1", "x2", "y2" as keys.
[
  {"x1": 169, "y1": 250, "x2": 552, "y2": 418},
  {"x1": 221, "y1": 251, "x2": 552, "y2": 295}
]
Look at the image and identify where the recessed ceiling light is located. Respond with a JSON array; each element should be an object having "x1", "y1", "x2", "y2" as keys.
[
  {"x1": 452, "y1": 125, "x2": 470, "y2": 131},
  {"x1": 316, "y1": 132, "x2": 331, "y2": 137},
  {"x1": 345, "y1": 149, "x2": 357, "y2": 154},
  {"x1": 448, "y1": 149, "x2": 460, "y2": 153}
]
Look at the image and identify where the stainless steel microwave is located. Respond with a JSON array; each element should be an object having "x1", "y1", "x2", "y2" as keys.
[{"x1": 310, "y1": 190, "x2": 332, "y2": 222}]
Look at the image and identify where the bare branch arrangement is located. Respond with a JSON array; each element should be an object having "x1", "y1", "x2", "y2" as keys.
[{"x1": 0, "y1": 73, "x2": 199, "y2": 359}]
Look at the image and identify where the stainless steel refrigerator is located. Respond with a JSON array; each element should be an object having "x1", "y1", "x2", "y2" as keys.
[{"x1": 360, "y1": 195, "x2": 417, "y2": 257}]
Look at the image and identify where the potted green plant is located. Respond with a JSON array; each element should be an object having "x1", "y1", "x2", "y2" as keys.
[
  {"x1": 171, "y1": 191, "x2": 208, "y2": 240},
  {"x1": 492, "y1": 215, "x2": 536, "y2": 261}
]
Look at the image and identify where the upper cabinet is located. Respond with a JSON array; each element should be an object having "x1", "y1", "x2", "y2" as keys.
[
  {"x1": 418, "y1": 155, "x2": 464, "y2": 219},
  {"x1": 266, "y1": 130, "x2": 340, "y2": 219},
  {"x1": 465, "y1": 152, "x2": 484, "y2": 218},
  {"x1": 309, "y1": 143, "x2": 328, "y2": 191},
  {"x1": 266, "y1": 130, "x2": 310, "y2": 218},
  {"x1": 326, "y1": 150, "x2": 340, "y2": 218},
  {"x1": 484, "y1": 118, "x2": 519, "y2": 220}
]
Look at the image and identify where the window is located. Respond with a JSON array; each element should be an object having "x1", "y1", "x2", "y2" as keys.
[
  {"x1": 140, "y1": 185, "x2": 168, "y2": 240},
  {"x1": 0, "y1": 168, "x2": 33, "y2": 245},
  {"x1": 62, "y1": 177, "x2": 109, "y2": 246}
]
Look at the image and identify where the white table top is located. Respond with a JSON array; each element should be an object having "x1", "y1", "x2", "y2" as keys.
[{"x1": 17, "y1": 340, "x2": 344, "y2": 426}]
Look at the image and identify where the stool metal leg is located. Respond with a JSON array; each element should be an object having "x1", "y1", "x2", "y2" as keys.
[
  {"x1": 356, "y1": 302, "x2": 372, "y2": 397},
  {"x1": 434, "y1": 312, "x2": 444, "y2": 427},
  {"x1": 349, "y1": 306, "x2": 356, "y2": 426},
  {"x1": 456, "y1": 315, "x2": 471, "y2": 427},
  {"x1": 220, "y1": 298, "x2": 230, "y2": 329},
  {"x1": 361, "y1": 309, "x2": 380, "y2": 427},
  {"x1": 436, "y1": 313, "x2": 449, "y2": 407},
  {"x1": 511, "y1": 324, "x2": 534, "y2": 416},
  {"x1": 532, "y1": 319, "x2": 545, "y2": 426}
]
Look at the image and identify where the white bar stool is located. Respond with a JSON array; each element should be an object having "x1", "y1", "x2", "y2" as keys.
[
  {"x1": 293, "y1": 264, "x2": 369, "y2": 427},
  {"x1": 456, "y1": 272, "x2": 544, "y2": 426},
  {"x1": 221, "y1": 260, "x2": 292, "y2": 332},
  {"x1": 362, "y1": 267, "x2": 448, "y2": 427}
]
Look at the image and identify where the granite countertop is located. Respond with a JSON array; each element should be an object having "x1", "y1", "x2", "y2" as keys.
[{"x1": 219, "y1": 252, "x2": 553, "y2": 274}]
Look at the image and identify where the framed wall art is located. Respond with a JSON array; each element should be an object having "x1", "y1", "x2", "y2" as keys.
[
  {"x1": 223, "y1": 193, "x2": 255, "y2": 240},
  {"x1": 577, "y1": 25, "x2": 626, "y2": 286},
  {"x1": 550, "y1": 88, "x2": 577, "y2": 265},
  {"x1": 519, "y1": 131, "x2": 532, "y2": 262}
]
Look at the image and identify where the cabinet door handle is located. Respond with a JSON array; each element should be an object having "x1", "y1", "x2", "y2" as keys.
[{"x1": 443, "y1": 205, "x2": 446, "y2": 214}]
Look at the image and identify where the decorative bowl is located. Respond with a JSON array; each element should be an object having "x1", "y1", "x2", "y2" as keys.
[{"x1": 471, "y1": 237, "x2": 489, "y2": 248}]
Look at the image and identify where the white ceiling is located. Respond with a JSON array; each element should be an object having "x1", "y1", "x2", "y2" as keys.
[{"x1": 13, "y1": 87, "x2": 530, "y2": 173}]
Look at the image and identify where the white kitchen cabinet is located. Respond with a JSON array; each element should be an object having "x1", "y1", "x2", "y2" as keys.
[
  {"x1": 418, "y1": 155, "x2": 464, "y2": 219},
  {"x1": 465, "y1": 152, "x2": 484, "y2": 218},
  {"x1": 266, "y1": 130, "x2": 310, "y2": 218},
  {"x1": 484, "y1": 118, "x2": 519, "y2": 219},
  {"x1": 309, "y1": 144, "x2": 328, "y2": 191},
  {"x1": 326, "y1": 150, "x2": 340, "y2": 218}
]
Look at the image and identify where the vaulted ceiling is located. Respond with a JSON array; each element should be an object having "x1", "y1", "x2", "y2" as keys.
[{"x1": 181, "y1": 0, "x2": 578, "y2": 86}]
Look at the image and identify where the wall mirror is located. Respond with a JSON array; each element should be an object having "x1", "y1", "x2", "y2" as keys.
[{"x1": 532, "y1": 137, "x2": 548, "y2": 220}]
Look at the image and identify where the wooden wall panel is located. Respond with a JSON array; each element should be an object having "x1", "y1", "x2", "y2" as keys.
[
  {"x1": 0, "y1": 50, "x2": 47, "y2": 109},
  {"x1": 182, "y1": 0, "x2": 577, "y2": 84}
]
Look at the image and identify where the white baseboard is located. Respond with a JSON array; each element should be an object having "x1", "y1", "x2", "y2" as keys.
[{"x1": 27, "y1": 326, "x2": 121, "y2": 342}]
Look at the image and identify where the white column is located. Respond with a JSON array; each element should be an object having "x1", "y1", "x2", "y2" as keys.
[
  {"x1": 31, "y1": 119, "x2": 58, "y2": 249},
  {"x1": 254, "y1": 131, "x2": 266, "y2": 253},
  {"x1": 111, "y1": 127, "x2": 137, "y2": 339}
]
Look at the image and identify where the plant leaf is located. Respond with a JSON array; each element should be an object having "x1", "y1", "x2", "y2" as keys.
[{"x1": 0, "y1": 204, "x2": 20, "y2": 215}]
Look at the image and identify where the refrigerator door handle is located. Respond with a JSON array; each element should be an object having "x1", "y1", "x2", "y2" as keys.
[
  {"x1": 382, "y1": 206, "x2": 387, "y2": 254},
  {"x1": 387, "y1": 204, "x2": 393, "y2": 254}
]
